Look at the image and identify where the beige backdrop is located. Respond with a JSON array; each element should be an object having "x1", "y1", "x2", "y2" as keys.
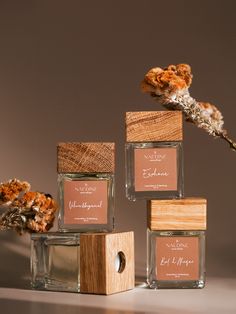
[{"x1": 0, "y1": 0, "x2": 236, "y2": 288}]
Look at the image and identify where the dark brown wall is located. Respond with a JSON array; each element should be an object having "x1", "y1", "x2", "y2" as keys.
[{"x1": 0, "y1": 0, "x2": 236, "y2": 287}]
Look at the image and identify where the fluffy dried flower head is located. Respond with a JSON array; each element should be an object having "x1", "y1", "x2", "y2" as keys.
[
  {"x1": 23, "y1": 192, "x2": 57, "y2": 233},
  {"x1": 0, "y1": 179, "x2": 30, "y2": 206},
  {"x1": 141, "y1": 63, "x2": 192, "y2": 97},
  {"x1": 0, "y1": 179, "x2": 58, "y2": 234},
  {"x1": 198, "y1": 102, "x2": 223, "y2": 123},
  {"x1": 173, "y1": 64, "x2": 192, "y2": 87}
]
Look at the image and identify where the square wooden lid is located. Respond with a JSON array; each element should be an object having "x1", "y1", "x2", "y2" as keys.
[
  {"x1": 126, "y1": 111, "x2": 183, "y2": 142},
  {"x1": 148, "y1": 198, "x2": 207, "y2": 230},
  {"x1": 57, "y1": 142, "x2": 115, "y2": 173}
]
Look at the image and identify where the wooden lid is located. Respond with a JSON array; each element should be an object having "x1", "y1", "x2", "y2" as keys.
[
  {"x1": 148, "y1": 198, "x2": 207, "y2": 230},
  {"x1": 126, "y1": 111, "x2": 183, "y2": 142},
  {"x1": 57, "y1": 142, "x2": 115, "y2": 173}
]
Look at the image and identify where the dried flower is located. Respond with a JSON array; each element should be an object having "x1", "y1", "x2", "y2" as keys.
[
  {"x1": 0, "y1": 179, "x2": 30, "y2": 206},
  {"x1": 0, "y1": 179, "x2": 58, "y2": 234},
  {"x1": 141, "y1": 63, "x2": 236, "y2": 151}
]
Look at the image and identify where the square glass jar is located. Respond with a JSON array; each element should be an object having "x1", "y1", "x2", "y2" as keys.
[
  {"x1": 31, "y1": 232, "x2": 80, "y2": 292},
  {"x1": 58, "y1": 173, "x2": 114, "y2": 232},
  {"x1": 147, "y1": 198, "x2": 207, "y2": 289},
  {"x1": 125, "y1": 111, "x2": 183, "y2": 201},
  {"x1": 147, "y1": 230, "x2": 205, "y2": 289},
  {"x1": 57, "y1": 142, "x2": 115, "y2": 232}
]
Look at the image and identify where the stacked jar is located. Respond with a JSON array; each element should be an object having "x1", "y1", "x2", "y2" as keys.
[
  {"x1": 31, "y1": 143, "x2": 135, "y2": 295},
  {"x1": 125, "y1": 111, "x2": 207, "y2": 289}
]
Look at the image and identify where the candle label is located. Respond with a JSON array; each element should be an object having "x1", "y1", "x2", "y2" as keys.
[
  {"x1": 64, "y1": 180, "x2": 108, "y2": 224},
  {"x1": 156, "y1": 237, "x2": 199, "y2": 280},
  {"x1": 134, "y1": 148, "x2": 177, "y2": 191}
]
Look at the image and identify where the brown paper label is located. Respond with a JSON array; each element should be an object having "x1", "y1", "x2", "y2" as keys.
[
  {"x1": 156, "y1": 237, "x2": 199, "y2": 281},
  {"x1": 63, "y1": 180, "x2": 108, "y2": 225},
  {"x1": 134, "y1": 148, "x2": 177, "y2": 191}
]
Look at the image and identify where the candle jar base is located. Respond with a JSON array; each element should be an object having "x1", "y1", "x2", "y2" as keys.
[
  {"x1": 148, "y1": 279, "x2": 205, "y2": 289},
  {"x1": 31, "y1": 232, "x2": 80, "y2": 292}
]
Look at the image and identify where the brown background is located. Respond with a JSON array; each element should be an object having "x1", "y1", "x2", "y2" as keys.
[{"x1": 0, "y1": 0, "x2": 235, "y2": 289}]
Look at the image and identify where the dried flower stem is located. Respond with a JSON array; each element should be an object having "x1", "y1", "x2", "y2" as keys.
[
  {"x1": 221, "y1": 132, "x2": 236, "y2": 151},
  {"x1": 142, "y1": 63, "x2": 236, "y2": 152},
  {"x1": 155, "y1": 92, "x2": 236, "y2": 151}
]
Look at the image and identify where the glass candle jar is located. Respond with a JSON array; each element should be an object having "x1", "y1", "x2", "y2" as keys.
[
  {"x1": 125, "y1": 111, "x2": 183, "y2": 201},
  {"x1": 31, "y1": 231, "x2": 135, "y2": 294},
  {"x1": 57, "y1": 142, "x2": 115, "y2": 232},
  {"x1": 31, "y1": 232, "x2": 80, "y2": 292},
  {"x1": 147, "y1": 198, "x2": 207, "y2": 289}
]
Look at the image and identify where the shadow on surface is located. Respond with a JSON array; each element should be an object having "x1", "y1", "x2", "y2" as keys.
[
  {"x1": 0, "y1": 298, "x2": 201, "y2": 314},
  {"x1": 0, "y1": 299, "x2": 147, "y2": 314}
]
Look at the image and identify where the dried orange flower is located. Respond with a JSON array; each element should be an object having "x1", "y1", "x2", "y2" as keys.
[
  {"x1": 0, "y1": 179, "x2": 30, "y2": 206},
  {"x1": 141, "y1": 63, "x2": 236, "y2": 151},
  {"x1": 141, "y1": 63, "x2": 192, "y2": 97},
  {"x1": 0, "y1": 179, "x2": 58, "y2": 234}
]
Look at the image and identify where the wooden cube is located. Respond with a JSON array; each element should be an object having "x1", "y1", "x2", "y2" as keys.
[{"x1": 80, "y1": 231, "x2": 135, "y2": 295}]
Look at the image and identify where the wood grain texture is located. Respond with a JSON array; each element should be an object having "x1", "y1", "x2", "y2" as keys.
[
  {"x1": 126, "y1": 111, "x2": 183, "y2": 142},
  {"x1": 57, "y1": 142, "x2": 115, "y2": 173},
  {"x1": 148, "y1": 198, "x2": 207, "y2": 230},
  {"x1": 80, "y1": 231, "x2": 135, "y2": 295}
]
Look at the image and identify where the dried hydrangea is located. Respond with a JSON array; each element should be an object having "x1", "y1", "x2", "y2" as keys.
[
  {"x1": 0, "y1": 179, "x2": 58, "y2": 234},
  {"x1": 141, "y1": 63, "x2": 236, "y2": 151}
]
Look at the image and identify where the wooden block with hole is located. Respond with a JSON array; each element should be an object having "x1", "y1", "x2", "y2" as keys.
[{"x1": 80, "y1": 231, "x2": 135, "y2": 295}]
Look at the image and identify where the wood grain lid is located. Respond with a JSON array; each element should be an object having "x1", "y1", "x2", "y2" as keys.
[
  {"x1": 126, "y1": 111, "x2": 183, "y2": 142},
  {"x1": 148, "y1": 198, "x2": 207, "y2": 230},
  {"x1": 57, "y1": 142, "x2": 115, "y2": 173}
]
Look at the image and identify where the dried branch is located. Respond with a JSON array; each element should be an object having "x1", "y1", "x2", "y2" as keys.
[{"x1": 141, "y1": 63, "x2": 236, "y2": 151}]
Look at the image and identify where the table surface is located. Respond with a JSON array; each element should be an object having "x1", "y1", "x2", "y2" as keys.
[{"x1": 1, "y1": 277, "x2": 236, "y2": 314}]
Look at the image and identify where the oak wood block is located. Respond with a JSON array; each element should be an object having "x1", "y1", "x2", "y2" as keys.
[
  {"x1": 148, "y1": 198, "x2": 207, "y2": 230},
  {"x1": 80, "y1": 231, "x2": 135, "y2": 295},
  {"x1": 126, "y1": 111, "x2": 183, "y2": 142},
  {"x1": 57, "y1": 142, "x2": 115, "y2": 173}
]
